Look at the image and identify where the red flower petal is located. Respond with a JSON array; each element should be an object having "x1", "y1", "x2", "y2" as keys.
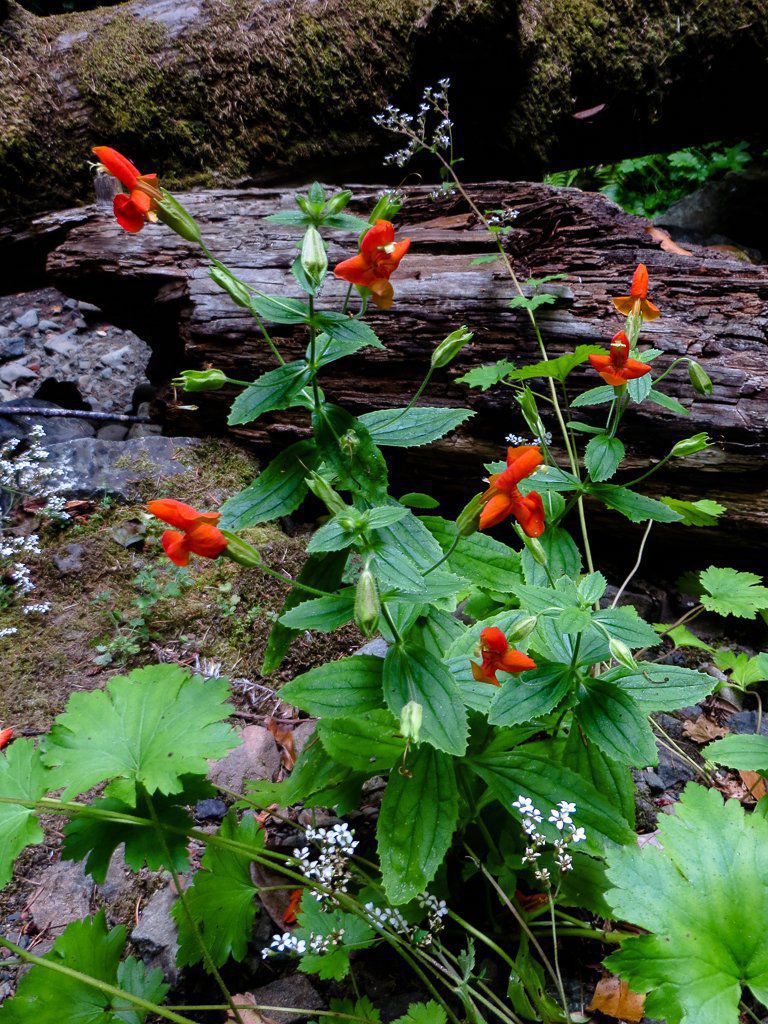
[
  {"x1": 93, "y1": 146, "x2": 141, "y2": 189},
  {"x1": 630, "y1": 263, "x2": 649, "y2": 299},
  {"x1": 333, "y1": 253, "x2": 374, "y2": 287},
  {"x1": 113, "y1": 194, "x2": 146, "y2": 233},
  {"x1": 147, "y1": 498, "x2": 213, "y2": 530},
  {"x1": 0, "y1": 728, "x2": 13, "y2": 751},
  {"x1": 360, "y1": 219, "x2": 395, "y2": 257},
  {"x1": 161, "y1": 530, "x2": 191, "y2": 566},
  {"x1": 479, "y1": 491, "x2": 514, "y2": 530},
  {"x1": 480, "y1": 626, "x2": 508, "y2": 655}
]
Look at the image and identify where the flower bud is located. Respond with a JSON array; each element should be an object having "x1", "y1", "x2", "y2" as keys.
[
  {"x1": 516, "y1": 525, "x2": 548, "y2": 566},
  {"x1": 670, "y1": 432, "x2": 711, "y2": 458},
  {"x1": 688, "y1": 360, "x2": 713, "y2": 396},
  {"x1": 514, "y1": 387, "x2": 546, "y2": 440},
  {"x1": 156, "y1": 189, "x2": 202, "y2": 244},
  {"x1": 399, "y1": 700, "x2": 423, "y2": 743},
  {"x1": 306, "y1": 472, "x2": 347, "y2": 515},
  {"x1": 354, "y1": 566, "x2": 380, "y2": 638},
  {"x1": 368, "y1": 190, "x2": 404, "y2": 224},
  {"x1": 323, "y1": 190, "x2": 353, "y2": 216},
  {"x1": 300, "y1": 226, "x2": 328, "y2": 288},
  {"x1": 508, "y1": 616, "x2": 538, "y2": 643},
  {"x1": 172, "y1": 368, "x2": 227, "y2": 392},
  {"x1": 210, "y1": 266, "x2": 251, "y2": 308},
  {"x1": 219, "y1": 530, "x2": 263, "y2": 568},
  {"x1": 609, "y1": 638, "x2": 638, "y2": 670},
  {"x1": 431, "y1": 326, "x2": 474, "y2": 369},
  {"x1": 456, "y1": 492, "x2": 485, "y2": 538}
]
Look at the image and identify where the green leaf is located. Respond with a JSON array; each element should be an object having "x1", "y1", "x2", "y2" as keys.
[
  {"x1": 220, "y1": 439, "x2": 319, "y2": 528},
  {"x1": 579, "y1": 571, "x2": 607, "y2": 605},
  {"x1": 469, "y1": 254, "x2": 501, "y2": 266},
  {"x1": 601, "y1": 663, "x2": 716, "y2": 712},
  {"x1": 323, "y1": 213, "x2": 371, "y2": 232},
  {"x1": 488, "y1": 664, "x2": 572, "y2": 726},
  {"x1": 295, "y1": 896, "x2": 375, "y2": 979},
  {"x1": 508, "y1": 293, "x2": 558, "y2": 313},
  {"x1": 503, "y1": 346, "x2": 604, "y2": 383},
  {"x1": 456, "y1": 359, "x2": 516, "y2": 391},
  {"x1": 228, "y1": 362, "x2": 310, "y2": 426},
  {"x1": 659, "y1": 623, "x2": 715, "y2": 652},
  {"x1": 594, "y1": 606, "x2": 660, "y2": 650},
  {"x1": 383, "y1": 643, "x2": 468, "y2": 756},
  {"x1": 247, "y1": 740, "x2": 363, "y2": 813},
  {"x1": 700, "y1": 566, "x2": 768, "y2": 618},
  {"x1": 421, "y1": 516, "x2": 522, "y2": 593},
  {"x1": 392, "y1": 1003, "x2": 447, "y2": 1024},
  {"x1": 378, "y1": 745, "x2": 459, "y2": 904},
  {"x1": 575, "y1": 680, "x2": 658, "y2": 767},
  {"x1": 266, "y1": 209, "x2": 312, "y2": 226},
  {"x1": 627, "y1": 372, "x2": 653, "y2": 404},
  {"x1": 249, "y1": 293, "x2": 311, "y2": 324},
  {"x1": 317, "y1": 709, "x2": 405, "y2": 772},
  {"x1": 280, "y1": 655, "x2": 384, "y2": 718},
  {"x1": 646, "y1": 388, "x2": 689, "y2": 416},
  {"x1": 521, "y1": 525, "x2": 582, "y2": 585},
  {"x1": 571, "y1": 385, "x2": 616, "y2": 408},
  {"x1": 714, "y1": 649, "x2": 768, "y2": 686},
  {"x1": 358, "y1": 407, "x2": 474, "y2": 448},
  {"x1": 314, "y1": 404, "x2": 388, "y2": 500},
  {"x1": 704, "y1": 734, "x2": 768, "y2": 772},
  {"x1": 0, "y1": 912, "x2": 166, "y2": 1024},
  {"x1": 278, "y1": 590, "x2": 355, "y2": 632},
  {"x1": 314, "y1": 313, "x2": 383, "y2": 353},
  {"x1": 44, "y1": 665, "x2": 238, "y2": 803},
  {"x1": 585, "y1": 435, "x2": 625, "y2": 482},
  {"x1": 659, "y1": 497, "x2": 726, "y2": 527},
  {"x1": 0, "y1": 739, "x2": 48, "y2": 888},
  {"x1": 174, "y1": 812, "x2": 262, "y2": 968},
  {"x1": 399, "y1": 492, "x2": 440, "y2": 509},
  {"x1": 605, "y1": 783, "x2": 768, "y2": 1024},
  {"x1": 563, "y1": 728, "x2": 635, "y2": 827},
  {"x1": 589, "y1": 483, "x2": 683, "y2": 523}
]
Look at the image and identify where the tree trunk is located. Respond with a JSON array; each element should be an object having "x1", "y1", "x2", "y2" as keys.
[
  {"x1": 3, "y1": 0, "x2": 768, "y2": 222},
  {"x1": 45, "y1": 180, "x2": 768, "y2": 572}
]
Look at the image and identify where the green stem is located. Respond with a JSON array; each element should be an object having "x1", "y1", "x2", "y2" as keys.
[
  {"x1": 375, "y1": 367, "x2": 435, "y2": 429},
  {"x1": 547, "y1": 886, "x2": 572, "y2": 1024},
  {"x1": 424, "y1": 531, "x2": 460, "y2": 576},
  {"x1": 308, "y1": 295, "x2": 322, "y2": 413},
  {"x1": 623, "y1": 453, "x2": 672, "y2": 487}
]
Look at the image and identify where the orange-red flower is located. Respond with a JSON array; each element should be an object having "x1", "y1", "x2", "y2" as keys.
[
  {"x1": 283, "y1": 888, "x2": 303, "y2": 925},
  {"x1": 470, "y1": 627, "x2": 536, "y2": 686},
  {"x1": 588, "y1": 331, "x2": 652, "y2": 387},
  {"x1": 0, "y1": 728, "x2": 12, "y2": 750},
  {"x1": 333, "y1": 220, "x2": 411, "y2": 309},
  {"x1": 146, "y1": 498, "x2": 228, "y2": 567},
  {"x1": 93, "y1": 146, "x2": 162, "y2": 234},
  {"x1": 612, "y1": 263, "x2": 661, "y2": 321},
  {"x1": 479, "y1": 446, "x2": 545, "y2": 537}
]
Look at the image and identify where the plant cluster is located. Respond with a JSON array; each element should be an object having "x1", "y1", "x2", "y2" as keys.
[{"x1": 2, "y1": 92, "x2": 768, "y2": 1024}]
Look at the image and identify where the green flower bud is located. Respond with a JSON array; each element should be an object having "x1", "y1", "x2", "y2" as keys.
[
  {"x1": 514, "y1": 387, "x2": 546, "y2": 439},
  {"x1": 354, "y1": 566, "x2": 380, "y2": 638},
  {"x1": 210, "y1": 266, "x2": 251, "y2": 308},
  {"x1": 300, "y1": 226, "x2": 328, "y2": 288},
  {"x1": 172, "y1": 368, "x2": 227, "y2": 392},
  {"x1": 670, "y1": 432, "x2": 712, "y2": 458},
  {"x1": 431, "y1": 326, "x2": 474, "y2": 369},
  {"x1": 609, "y1": 637, "x2": 637, "y2": 670},
  {"x1": 507, "y1": 616, "x2": 538, "y2": 643},
  {"x1": 368, "y1": 190, "x2": 404, "y2": 224},
  {"x1": 306, "y1": 472, "x2": 347, "y2": 515},
  {"x1": 456, "y1": 492, "x2": 486, "y2": 538},
  {"x1": 156, "y1": 189, "x2": 202, "y2": 244},
  {"x1": 399, "y1": 700, "x2": 423, "y2": 743},
  {"x1": 516, "y1": 525, "x2": 548, "y2": 566},
  {"x1": 323, "y1": 190, "x2": 353, "y2": 216},
  {"x1": 219, "y1": 530, "x2": 263, "y2": 568},
  {"x1": 688, "y1": 360, "x2": 713, "y2": 396}
]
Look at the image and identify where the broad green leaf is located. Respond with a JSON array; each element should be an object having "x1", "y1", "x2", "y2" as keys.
[
  {"x1": 488, "y1": 664, "x2": 572, "y2": 726},
  {"x1": 317, "y1": 709, "x2": 405, "y2": 772},
  {"x1": 378, "y1": 745, "x2": 459, "y2": 904},
  {"x1": 563, "y1": 727, "x2": 635, "y2": 827},
  {"x1": 247, "y1": 740, "x2": 363, "y2": 813},
  {"x1": 323, "y1": 213, "x2": 371, "y2": 232},
  {"x1": 700, "y1": 566, "x2": 768, "y2": 618},
  {"x1": 646, "y1": 388, "x2": 689, "y2": 416},
  {"x1": 503, "y1": 346, "x2": 604, "y2": 383},
  {"x1": 220, "y1": 439, "x2": 319, "y2": 528},
  {"x1": 421, "y1": 516, "x2": 522, "y2": 593},
  {"x1": 279, "y1": 590, "x2": 355, "y2": 632},
  {"x1": 521, "y1": 525, "x2": 582, "y2": 585},
  {"x1": 589, "y1": 483, "x2": 683, "y2": 523},
  {"x1": 457, "y1": 359, "x2": 516, "y2": 391},
  {"x1": 0, "y1": 912, "x2": 166, "y2": 1024},
  {"x1": 575, "y1": 680, "x2": 658, "y2": 767},
  {"x1": 601, "y1": 663, "x2": 716, "y2": 712},
  {"x1": 383, "y1": 643, "x2": 468, "y2": 756},
  {"x1": 714, "y1": 649, "x2": 768, "y2": 686},
  {"x1": 306, "y1": 519, "x2": 355, "y2": 554},
  {"x1": 228, "y1": 361, "x2": 310, "y2": 426},
  {"x1": 658, "y1": 623, "x2": 715, "y2": 652},
  {"x1": 605, "y1": 784, "x2": 768, "y2": 1024},
  {"x1": 627, "y1": 372, "x2": 653, "y2": 404},
  {"x1": 594, "y1": 606, "x2": 660, "y2": 649},
  {"x1": 469, "y1": 745, "x2": 635, "y2": 852},
  {"x1": 392, "y1": 1003, "x2": 447, "y2": 1024},
  {"x1": 44, "y1": 665, "x2": 238, "y2": 803},
  {"x1": 371, "y1": 540, "x2": 428, "y2": 595},
  {"x1": 585, "y1": 435, "x2": 625, "y2": 482},
  {"x1": 313, "y1": 312, "x2": 383, "y2": 353},
  {"x1": 174, "y1": 812, "x2": 262, "y2": 968},
  {"x1": 359, "y1": 407, "x2": 474, "y2": 448},
  {"x1": 0, "y1": 739, "x2": 48, "y2": 888},
  {"x1": 703, "y1": 734, "x2": 768, "y2": 772},
  {"x1": 280, "y1": 655, "x2": 384, "y2": 718},
  {"x1": 579, "y1": 571, "x2": 607, "y2": 605},
  {"x1": 399, "y1": 492, "x2": 440, "y2": 509},
  {"x1": 314, "y1": 404, "x2": 388, "y2": 500},
  {"x1": 659, "y1": 497, "x2": 726, "y2": 527},
  {"x1": 266, "y1": 209, "x2": 312, "y2": 226},
  {"x1": 249, "y1": 293, "x2": 311, "y2": 324},
  {"x1": 571, "y1": 385, "x2": 616, "y2": 408}
]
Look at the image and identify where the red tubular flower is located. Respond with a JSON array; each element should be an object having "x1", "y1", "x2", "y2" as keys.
[
  {"x1": 146, "y1": 498, "x2": 228, "y2": 567},
  {"x1": 479, "y1": 446, "x2": 545, "y2": 537},
  {"x1": 92, "y1": 146, "x2": 162, "y2": 234},
  {"x1": 470, "y1": 626, "x2": 536, "y2": 686},
  {"x1": 333, "y1": 220, "x2": 411, "y2": 309},
  {"x1": 588, "y1": 330, "x2": 652, "y2": 387},
  {"x1": 0, "y1": 728, "x2": 12, "y2": 751},
  {"x1": 283, "y1": 888, "x2": 303, "y2": 925},
  {"x1": 612, "y1": 263, "x2": 661, "y2": 321}
]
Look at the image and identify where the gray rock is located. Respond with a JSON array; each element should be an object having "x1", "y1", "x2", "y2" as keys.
[
  {"x1": 0, "y1": 399, "x2": 95, "y2": 443},
  {"x1": 0, "y1": 361, "x2": 36, "y2": 385},
  {"x1": 0, "y1": 337, "x2": 25, "y2": 360},
  {"x1": 0, "y1": 325, "x2": 10, "y2": 339},
  {"x1": 101, "y1": 345, "x2": 132, "y2": 368},
  {"x1": 53, "y1": 543, "x2": 87, "y2": 575},
  {"x1": 131, "y1": 881, "x2": 180, "y2": 984},
  {"x1": 292, "y1": 720, "x2": 317, "y2": 760},
  {"x1": 43, "y1": 436, "x2": 199, "y2": 500},
  {"x1": 208, "y1": 725, "x2": 281, "y2": 793},
  {"x1": 31, "y1": 860, "x2": 94, "y2": 952},
  {"x1": 127, "y1": 422, "x2": 163, "y2": 438},
  {"x1": 98, "y1": 846, "x2": 133, "y2": 906},
  {"x1": 38, "y1": 319, "x2": 60, "y2": 332},
  {"x1": 195, "y1": 798, "x2": 228, "y2": 822},
  {"x1": 77, "y1": 300, "x2": 101, "y2": 314},
  {"x1": 96, "y1": 423, "x2": 129, "y2": 441},
  {"x1": 15, "y1": 309, "x2": 39, "y2": 330},
  {"x1": 355, "y1": 637, "x2": 388, "y2": 659},
  {"x1": 243, "y1": 975, "x2": 325, "y2": 1023},
  {"x1": 44, "y1": 336, "x2": 77, "y2": 357}
]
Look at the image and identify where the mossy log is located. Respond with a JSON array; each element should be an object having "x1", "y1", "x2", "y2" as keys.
[
  {"x1": 44, "y1": 181, "x2": 768, "y2": 573},
  {"x1": 3, "y1": 0, "x2": 768, "y2": 222}
]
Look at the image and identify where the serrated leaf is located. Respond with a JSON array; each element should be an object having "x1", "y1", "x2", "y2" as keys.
[
  {"x1": 383, "y1": 643, "x2": 468, "y2": 756},
  {"x1": 700, "y1": 566, "x2": 768, "y2": 618},
  {"x1": 278, "y1": 590, "x2": 355, "y2": 632},
  {"x1": 646, "y1": 388, "x2": 689, "y2": 416},
  {"x1": 323, "y1": 213, "x2": 371, "y2": 231},
  {"x1": 659, "y1": 497, "x2": 726, "y2": 527},
  {"x1": 605, "y1": 784, "x2": 768, "y2": 1024},
  {"x1": 585, "y1": 435, "x2": 625, "y2": 482},
  {"x1": 378, "y1": 745, "x2": 459, "y2": 904},
  {"x1": 266, "y1": 210, "x2": 312, "y2": 226},
  {"x1": 469, "y1": 254, "x2": 501, "y2": 266},
  {"x1": 421, "y1": 516, "x2": 522, "y2": 593},
  {"x1": 44, "y1": 665, "x2": 238, "y2": 803},
  {"x1": 228, "y1": 361, "x2": 310, "y2": 426},
  {"x1": 563, "y1": 727, "x2": 635, "y2": 827},
  {"x1": 714, "y1": 649, "x2": 768, "y2": 686},
  {"x1": 571, "y1": 385, "x2": 616, "y2": 408},
  {"x1": 659, "y1": 623, "x2": 715, "y2": 652},
  {"x1": 601, "y1": 663, "x2": 716, "y2": 712},
  {"x1": 174, "y1": 812, "x2": 262, "y2": 968},
  {"x1": 579, "y1": 571, "x2": 607, "y2": 605},
  {"x1": 488, "y1": 664, "x2": 572, "y2": 726},
  {"x1": 280, "y1": 655, "x2": 384, "y2": 718},
  {"x1": 590, "y1": 484, "x2": 683, "y2": 524},
  {"x1": 317, "y1": 709, "x2": 405, "y2": 771},
  {"x1": 358, "y1": 407, "x2": 474, "y2": 448},
  {"x1": 393, "y1": 1003, "x2": 447, "y2": 1024},
  {"x1": 249, "y1": 293, "x2": 311, "y2": 324},
  {"x1": 504, "y1": 345, "x2": 604, "y2": 383},
  {"x1": 0, "y1": 739, "x2": 48, "y2": 888},
  {"x1": 508, "y1": 293, "x2": 558, "y2": 312},
  {"x1": 627, "y1": 372, "x2": 653, "y2": 404},
  {"x1": 220, "y1": 439, "x2": 319, "y2": 528},
  {"x1": 521, "y1": 525, "x2": 582, "y2": 585},
  {"x1": 456, "y1": 359, "x2": 516, "y2": 391},
  {"x1": 575, "y1": 680, "x2": 658, "y2": 767},
  {"x1": 295, "y1": 896, "x2": 375, "y2": 979},
  {"x1": 594, "y1": 606, "x2": 660, "y2": 649},
  {"x1": 314, "y1": 404, "x2": 388, "y2": 500},
  {"x1": 704, "y1": 734, "x2": 768, "y2": 772},
  {"x1": 313, "y1": 312, "x2": 382, "y2": 352},
  {"x1": 247, "y1": 740, "x2": 362, "y2": 813}
]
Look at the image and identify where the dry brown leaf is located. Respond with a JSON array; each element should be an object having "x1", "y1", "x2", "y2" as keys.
[
  {"x1": 588, "y1": 975, "x2": 645, "y2": 1022},
  {"x1": 645, "y1": 225, "x2": 693, "y2": 257},
  {"x1": 266, "y1": 717, "x2": 296, "y2": 769},
  {"x1": 739, "y1": 770, "x2": 767, "y2": 802},
  {"x1": 229, "y1": 994, "x2": 280, "y2": 1024},
  {"x1": 515, "y1": 890, "x2": 548, "y2": 912},
  {"x1": 682, "y1": 715, "x2": 728, "y2": 744}
]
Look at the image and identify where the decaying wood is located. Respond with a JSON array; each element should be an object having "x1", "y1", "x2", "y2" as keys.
[{"x1": 45, "y1": 181, "x2": 768, "y2": 571}]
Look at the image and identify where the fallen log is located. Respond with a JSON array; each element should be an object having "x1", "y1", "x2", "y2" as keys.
[{"x1": 46, "y1": 181, "x2": 768, "y2": 573}]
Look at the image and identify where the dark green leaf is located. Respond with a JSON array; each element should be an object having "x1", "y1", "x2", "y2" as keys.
[
  {"x1": 658, "y1": 497, "x2": 726, "y2": 527},
  {"x1": 220, "y1": 439, "x2": 319, "y2": 528},
  {"x1": 278, "y1": 591, "x2": 355, "y2": 632},
  {"x1": 571, "y1": 385, "x2": 616, "y2": 408},
  {"x1": 227, "y1": 361, "x2": 310, "y2": 426},
  {"x1": 383, "y1": 644, "x2": 468, "y2": 755},
  {"x1": 601, "y1": 662, "x2": 716, "y2": 712},
  {"x1": 249, "y1": 293, "x2": 311, "y2": 324},
  {"x1": 359, "y1": 407, "x2": 474, "y2": 448},
  {"x1": 563, "y1": 727, "x2": 635, "y2": 827},
  {"x1": 314, "y1": 404, "x2": 388, "y2": 499},
  {"x1": 421, "y1": 516, "x2": 522, "y2": 593},
  {"x1": 456, "y1": 359, "x2": 516, "y2": 391},
  {"x1": 575, "y1": 679, "x2": 658, "y2": 767},
  {"x1": 488, "y1": 664, "x2": 572, "y2": 726},
  {"x1": 703, "y1": 734, "x2": 768, "y2": 772},
  {"x1": 646, "y1": 388, "x2": 689, "y2": 416},
  {"x1": 280, "y1": 655, "x2": 384, "y2": 718},
  {"x1": 317, "y1": 709, "x2": 406, "y2": 771},
  {"x1": 589, "y1": 484, "x2": 684, "y2": 523},
  {"x1": 585, "y1": 435, "x2": 625, "y2": 482}
]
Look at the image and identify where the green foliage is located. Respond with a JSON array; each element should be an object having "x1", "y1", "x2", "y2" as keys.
[
  {"x1": 359, "y1": 407, "x2": 474, "y2": 448},
  {"x1": 703, "y1": 734, "x2": 768, "y2": 773},
  {"x1": 584, "y1": 435, "x2": 625, "y2": 482},
  {"x1": 714, "y1": 649, "x2": 768, "y2": 688},
  {"x1": 700, "y1": 566, "x2": 768, "y2": 618},
  {"x1": 279, "y1": 655, "x2": 385, "y2": 717},
  {"x1": 0, "y1": 740, "x2": 48, "y2": 887},
  {"x1": 220, "y1": 439, "x2": 320, "y2": 528}
]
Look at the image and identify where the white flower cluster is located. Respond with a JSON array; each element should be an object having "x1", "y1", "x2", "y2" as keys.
[
  {"x1": 506, "y1": 431, "x2": 553, "y2": 447},
  {"x1": 263, "y1": 925, "x2": 346, "y2": 959},
  {"x1": 512, "y1": 795, "x2": 586, "y2": 882},
  {"x1": 292, "y1": 822, "x2": 358, "y2": 900},
  {"x1": 487, "y1": 208, "x2": 520, "y2": 228},
  {"x1": 373, "y1": 79, "x2": 454, "y2": 169},
  {"x1": 363, "y1": 891, "x2": 448, "y2": 947}
]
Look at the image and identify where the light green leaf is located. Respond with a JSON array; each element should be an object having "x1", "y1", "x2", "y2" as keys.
[
  {"x1": 601, "y1": 663, "x2": 716, "y2": 712},
  {"x1": 585, "y1": 435, "x2": 625, "y2": 482},
  {"x1": 488, "y1": 664, "x2": 572, "y2": 726},
  {"x1": 646, "y1": 388, "x2": 689, "y2": 416},
  {"x1": 571, "y1": 385, "x2": 616, "y2": 408},
  {"x1": 313, "y1": 313, "x2": 382, "y2": 353},
  {"x1": 521, "y1": 525, "x2": 582, "y2": 585},
  {"x1": 220, "y1": 439, "x2": 319, "y2": 528},
  {"x1": 295, "y1": 896, "x2": 375, "y2": 979},
  {"x1": 249, "y1": 293, "x2": 310, "y2": 324},
  {"x1": 280, "y1": 655, "x2": 384, "y2": 718},
  {"x1": 659, "y1": 497, "x2": 726, "y2": 527},
  {"x1": 508, "y1": 293, "x2": 558, "y2": 313},
  {"x1": 399, "y1": 492, "x2": 440, "y2": 509},
  {"x1": 247, "y1": 741, "x2": 363, "y2": 813},
  {"x1": 456, "y1": 359, "x2": 516, "y2": 391},
  {"x1": 359, "y1": 407, "x2": 474, "y2": 448},
  {"x1": 421, "y1": 516, "x2": 522, "y2": 593},
  {"x1": 714, "y1": 649, "x2": 768, "y2": 686},
  {"x1": 227, "y1": 361, "x2": 310, "y2": 426},
  {"x1": 503, "y1": 346, "x2": 604, "y2": 383},
  {"x1": 700, "y1": 566, "x2": 768, "y2": 618},
  {"x1": 590, "y1": 483, "x2": 683, "y2": 523},
  {"x1": 378, "y1": 745, "x2": 459, "y2": 904},
  {"x1": 383, "y1": 643, "x2": 468, "y2": 756},
  {"x1": 279, "y1": 590, "x2": 355, "y2": 632},
  {"x1": 392, "y1": 1003, "x2": 447, "y2": 1024},
  {"x1": 0, "y1": 739, "x2": 48, "y2": 888},
  {"x1": 658, "y1": 624, "x2": 715, "y2": 652},
  {"x1": 318, "y1": 709, "x2": 405, "y2": 772},
  {"x1": 704, "y1": 734, "x2": 768, "y2": 773},
  {"x1": 575, "y1": 680, "x2": 658, "y2": 767}
]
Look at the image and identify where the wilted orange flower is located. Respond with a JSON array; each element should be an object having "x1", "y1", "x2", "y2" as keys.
[
  {"x1": 93, "y1": 146, "x2": 162, "y2": 234},
  {"x1": 589, "y1": 331, "x2": 652, "y2": 387},
  {"x1": 479, "y1": 446, "x2": 545, "y2": 537},
  {"x1": 283, "y1": 888, "x2": 303, "y2": 925},
  {"x1": 333, "y1": 220, "x2": 411, "y2": 309},
  {"x1": 0, "y1": 728, "x2": 12, "y2": 750},
  {"x1": 470, "y1": 626, "x2": 536, "y2": 686},
  {"x1": 612, "y1": 263, "x2": 660, "y2": 321},
  {"x1": 146, "y1": 498, "x2": 228, "y2": 566}
]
